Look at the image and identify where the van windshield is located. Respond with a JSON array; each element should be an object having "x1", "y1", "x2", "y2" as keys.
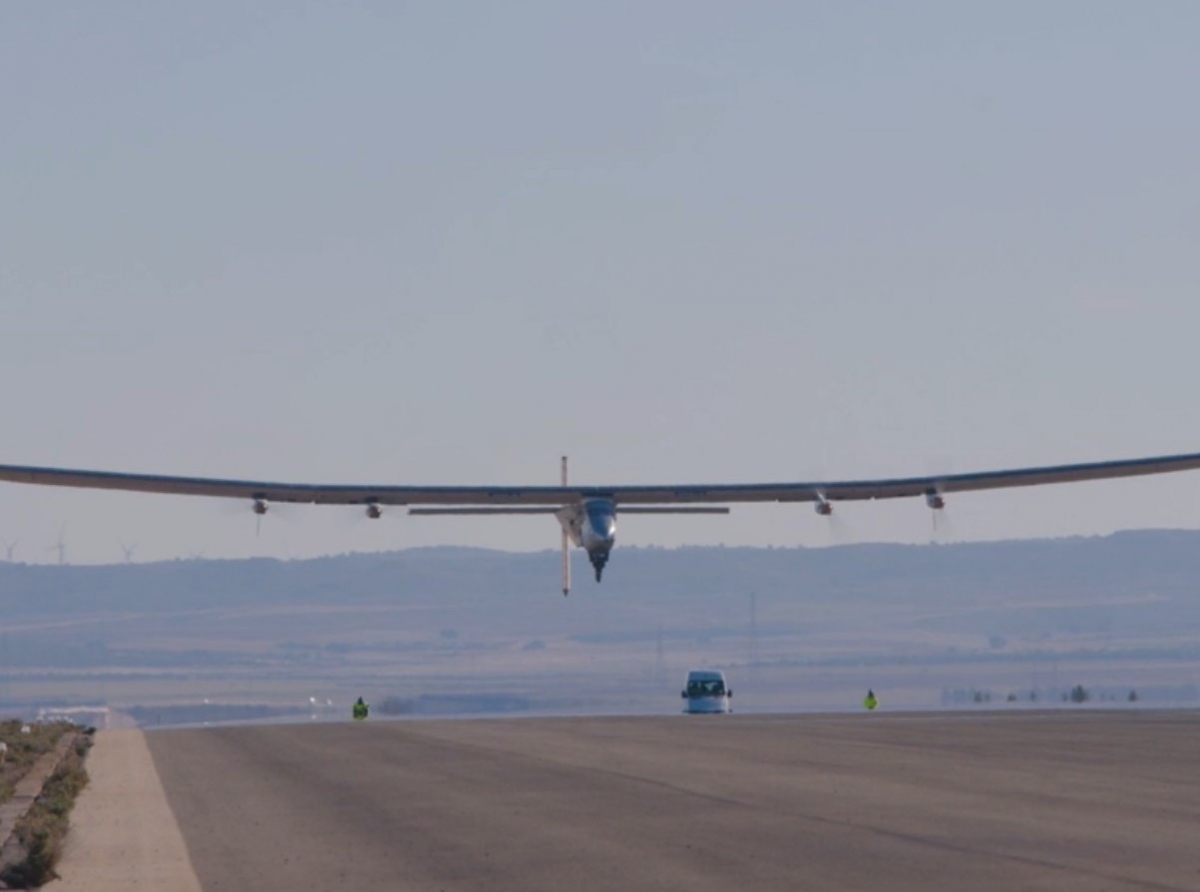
[{"x1": 687, "y1": 679, "x2": 726, "y2": 697}]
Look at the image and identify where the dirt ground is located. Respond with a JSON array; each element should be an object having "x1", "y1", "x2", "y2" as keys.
[{"x1": 48, "y1": 729, "x2": 200, "y2": 892}]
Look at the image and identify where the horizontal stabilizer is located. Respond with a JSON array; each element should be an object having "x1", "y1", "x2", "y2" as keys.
[
  {"x1": 408, "y1": 507, "x2": 561, "y2": 515},
  {"x1": 409, "y1": 506, "x2": 730, "y2": 516},
  {"x1": 618, "y1": 506, "x2": 731, "y2": 514}
]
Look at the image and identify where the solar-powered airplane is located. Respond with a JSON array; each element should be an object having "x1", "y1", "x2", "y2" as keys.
[{"x1": 3, "y1": 450, "x2": 1200, "y2": 595}]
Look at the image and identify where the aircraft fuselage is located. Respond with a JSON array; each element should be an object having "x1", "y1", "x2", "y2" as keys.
[{"x1": 557, "y1": 497, "x2": 617, "y2": 581}]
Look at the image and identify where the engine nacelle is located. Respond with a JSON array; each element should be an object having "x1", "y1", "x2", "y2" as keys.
[
  {"x1": 925, "y1": 491, "x2": 945, "y2": 510},
  {"x1": 814, "y1": 500, "x2": 833, "y2": 516},
  {"x1": 252, "y1": 498, "x2": 268, "y2": 516},
  {"x1": 366, "y1": 503, "x2": 382, "y2": 519}
]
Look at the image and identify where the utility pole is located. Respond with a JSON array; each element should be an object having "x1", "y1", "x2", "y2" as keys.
[
  {"x1": 749, "y1": 592, "x2": 760, "y2": 679},
  {"x1": 655, "y1": 623, "x2": 665, "y2": 685}
]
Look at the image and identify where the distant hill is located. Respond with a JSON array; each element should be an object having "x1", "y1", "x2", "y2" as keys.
[
  {"x1": 2, "y1": 530, "x2": 1200, "y2": 648},
  {"x1": 2, "y1": 531, "x2": 1199, "y2": 716},
  {"x1": 3, "y1": 529, "x2": 1200, "y2": 629}
]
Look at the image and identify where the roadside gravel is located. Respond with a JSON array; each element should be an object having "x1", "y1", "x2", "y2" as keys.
[{"x1": 47, "y1": 730, "x2": 200, "y2": 892}]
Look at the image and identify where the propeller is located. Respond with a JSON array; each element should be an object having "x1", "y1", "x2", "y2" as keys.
[
  {"x1": 329, "y1": 499, "x2": 398, "y2": 532},
  {"x1": 921, "y1": 453, "x2": 958, "y2": 538},
  {"x1": 925, "y1": 488, "x2": 945, "y2": 531},
  {"x1": 812, "y1": 492, "x2": 853, "y2": 544},
  {"x1": 924, "y1": 486, "x2": 959, "y2": 540},
  {"x1": 213, "y1": 496, "x2": 289, "y2": 532},
  {"x1": 252, "y1": 498, "x2": 268, "y2": 537},
  {"x1": 813, "y1": 491, "x2": 833, "y2": 517}
]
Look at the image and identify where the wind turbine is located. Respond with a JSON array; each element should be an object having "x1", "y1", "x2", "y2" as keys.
[
  {"x1": 48, "y1": 528, "x2": 66, "y2": 566},
  {"x1": 118, "y1": 538, "x2": 138, "y2": 563},
  {"x1": 2, "y1": 539, "x2": 17, "y2": 562}
]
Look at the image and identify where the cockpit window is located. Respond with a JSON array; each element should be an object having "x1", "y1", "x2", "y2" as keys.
[
  {"x1": 687, "y1": 679, "x2": 726, "y2": 697},
  {"x1": 584, "y1": 501, "x2": 616, "y2": 536}
]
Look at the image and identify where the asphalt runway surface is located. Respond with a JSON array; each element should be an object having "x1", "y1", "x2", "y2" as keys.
[{"x1": 143, "y1": 711, "x2": 1200, "y2": 891}]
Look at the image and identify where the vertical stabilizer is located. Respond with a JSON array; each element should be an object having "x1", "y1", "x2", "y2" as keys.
[
  {"x1": 561, "y1": 529, "x2": 570, "y2": 596},
  {"x1": 560, "y1": 456, "x2": 570, "y2": 596}
]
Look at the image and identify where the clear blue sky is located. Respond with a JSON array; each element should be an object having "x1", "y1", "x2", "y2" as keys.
[{"x1": 2, "y1": 2, "x2": 1199, "y2": 564}]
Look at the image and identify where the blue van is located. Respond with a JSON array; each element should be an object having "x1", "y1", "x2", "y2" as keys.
[{"x1": 681, "y1": 669, "x2": 732, "y2": 714}]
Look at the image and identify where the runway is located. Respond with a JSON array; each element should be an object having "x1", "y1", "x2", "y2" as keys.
[{"x1": 124, "y1": 712, "x2": 1200, "y2": 890}]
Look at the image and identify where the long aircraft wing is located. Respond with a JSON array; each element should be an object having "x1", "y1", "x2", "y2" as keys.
[{"x1": 2, "y1": 451, "x2": 1200, "y2": 508}]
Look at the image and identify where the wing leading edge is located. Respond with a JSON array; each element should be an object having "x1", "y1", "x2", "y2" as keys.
[{"x1": 2, "y1": 450, "x2": 1200, "y2": 508}]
